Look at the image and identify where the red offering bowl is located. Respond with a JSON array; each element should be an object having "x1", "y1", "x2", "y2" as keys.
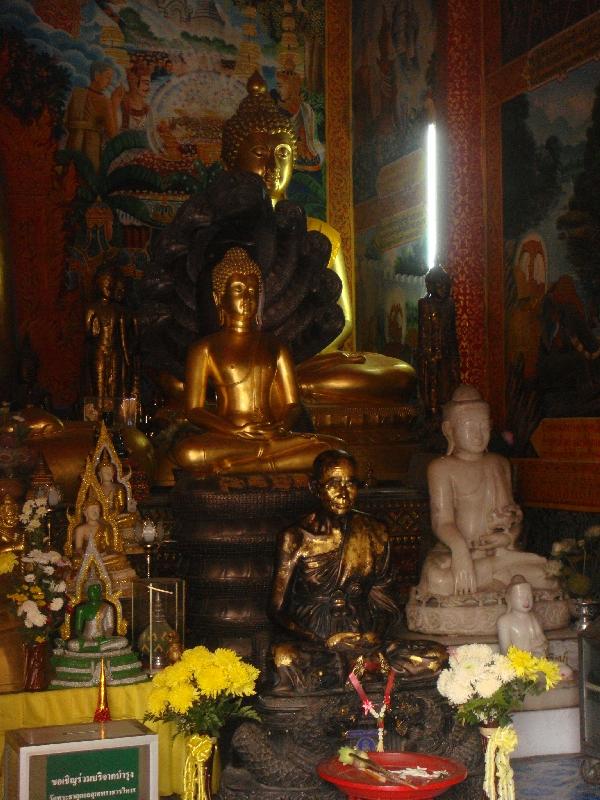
[{"x1": 317, "y1": 751, "x2": 468, "y2": 800}]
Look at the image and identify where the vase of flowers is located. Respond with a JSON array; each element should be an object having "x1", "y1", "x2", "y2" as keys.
[
  {"x1": 144, "y1": 645, "x2": 260, "y2": 800},
  {"x1": 437, "y1": 643, "x2": 560, "y2": 800},
  {"x1": 550, "y1": 529, "x2": 600, "y2": 629},
  {"x1": 2, "y1": 548, "x2": 71, "y2": 691}
]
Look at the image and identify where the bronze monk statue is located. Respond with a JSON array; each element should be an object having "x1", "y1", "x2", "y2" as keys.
[
  {"x1": 269, "y1": 448, "x2": 447, "y2": 692},
  {"x1": 146, "y1": 72, "x2": 415, "y2": 406},
  {"x1": 160, "y1": 247, "x2": 340, "y2": 481}
]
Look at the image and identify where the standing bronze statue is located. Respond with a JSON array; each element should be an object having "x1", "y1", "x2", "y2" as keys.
[
  {"x1": 417, "y1": 264, "x2": 460, "y2": 416},
  {"x1": 84, "y1": 268, "x2": 129, "y2": 409},
  {"x1": 163, "y1": 247, "x2": 339, "y2": 480}
]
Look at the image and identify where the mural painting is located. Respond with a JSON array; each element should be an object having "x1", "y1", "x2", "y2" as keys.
[
  {"x1": 501, "y1": 0, "x2": 600, "y2": 65},
  {"x1": 503, "y1": 58, "x2": 600, "y2": 447},
  {"x1": 0, "y1": 0, "x2": 326, "y2": 407},
  {"x1": 351, "y1": 0, "x2": 435, "y2": 363}
]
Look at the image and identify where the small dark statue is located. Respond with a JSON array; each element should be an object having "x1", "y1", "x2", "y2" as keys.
[
  {"x1": 418, "y1": 264, "x2": 461, "y2": 416},
  {"x1": 219, "y1": 451, "x2": 482, "y2": 800}
]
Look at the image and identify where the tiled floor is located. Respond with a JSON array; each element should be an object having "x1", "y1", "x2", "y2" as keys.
[{"x1": 513, "y1": 755, "x2": 600, "y2": 799}]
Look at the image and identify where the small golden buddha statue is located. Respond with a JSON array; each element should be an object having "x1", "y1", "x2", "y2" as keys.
[
  {"x1": 0, "y1": 493, "x2": 24, "y2": 553},
  {"x1": 96, "y1": 448, "x2": 139, "y2": 546},
  {"x1": 66, "y1": 478, "x2": 136, "y2": 597},
  {"x1": 165, "y1": 247, "x2": 340, "y2": 481},
  {"x1": 221, "y1": 72, "x2": 416, "y2": 404}
]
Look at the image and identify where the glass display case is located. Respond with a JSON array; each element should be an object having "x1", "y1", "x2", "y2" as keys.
[
  {"x1": 128, "y1": 578, "x2": 185, "y2": 675},
  {"x1": 579, "y1": 615, "x2": 600, "y2": 783}
]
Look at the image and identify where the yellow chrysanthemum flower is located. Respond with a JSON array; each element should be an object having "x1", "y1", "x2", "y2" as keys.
[
  {"x1": 161, "y1": 659, "x2": 194, "y2": 686},
  {"x1": 147, "y1": 686, "x2": 170, "y2": 716},
  {"x1": 225, "y1": 661, "x2": 259, "y2": 696},
  {"x1": 168, "y1": 683, "x2": 198, "y2": 714},
  {"x1": 196, "y1": 663, "x2": 229, "y2": 698},
  {"x1": 0, "y1": 552, "x2": 17, "y2": 575},
  {"x1": 534, "y1": 656, "x2": 561, "y2": 690},
  {"x1": 507, "y1": 646, "x2": 539, "y2": 678}
]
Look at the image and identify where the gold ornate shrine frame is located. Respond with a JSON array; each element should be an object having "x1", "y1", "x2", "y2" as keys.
[
  {"x1": 325, "y1": 0, "x2": 355, "y2": 350},
  {"x1": 483, "y1": 2, "x2": 600, "y2": 424}
]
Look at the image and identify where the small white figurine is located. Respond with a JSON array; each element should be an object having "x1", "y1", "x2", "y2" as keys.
[{"x1": 497, "y1": 575, "x2": 547, "y2": 656}]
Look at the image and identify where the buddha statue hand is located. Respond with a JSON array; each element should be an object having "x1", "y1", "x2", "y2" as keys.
[
  {"x1": 451, "y1": 538, "x2": 477, "y2": 595},
  {"x1": 325, "y1": 630, "x2": 380, "y2": 653}
]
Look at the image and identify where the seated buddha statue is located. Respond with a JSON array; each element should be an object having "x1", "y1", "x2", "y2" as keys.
[
  {"x1": 406, "y1": 385, "x2": 569, "y2": 635},
  {"x1": 66, "y1": 582, "x2": 128, "y2": 653},
  {"x1": 69, "y1": 494, "x2": 136, "y2": 596},
  {"x1": 163, "y1": 247, "x2": 340, "y2": 481},
  {"x1": 147, "y1": 72, "x2": 415, "y2": 409},
  {"x1": 96, "y1": 450, "x2": 139, "y2": 546}
]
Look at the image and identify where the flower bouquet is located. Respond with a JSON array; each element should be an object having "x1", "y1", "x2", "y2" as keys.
[
  {"x1": 1, "y1": 547, "x2": 71, "y2": 690},
  {"x1": 145, "y1": 646, "x2": 260, "y2": 800},
  {"x1": 437, "y1": 644, "x2": 560, "y2": 800},
  {"x1": 3, "y1": 548, "x2": 71, "y2": 644}
]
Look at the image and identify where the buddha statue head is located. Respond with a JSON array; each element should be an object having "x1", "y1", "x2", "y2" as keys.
[
  {"x1": 441, "y1": 384, "x2": 491, "y2": 457},
  {"x1": 425, "y1": 263, "x2": 452, "y2": 301},
  {"x1": 97, "y1": 450, "x2": 116, "y2": 484},
  {"x1": 221, "y1": 71, "x2": 297, "y2": 204},
  {"x1": 212, "y1": 247, "x2": 264, "y2": 327}
]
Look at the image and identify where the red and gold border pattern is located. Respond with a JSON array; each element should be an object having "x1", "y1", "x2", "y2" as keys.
[
  {"x1": 439, "y1": 0, "x2": 488, "y2": 395},
  {"x1": 325, "y1": 0, "x2": 355, "y2": 349}
]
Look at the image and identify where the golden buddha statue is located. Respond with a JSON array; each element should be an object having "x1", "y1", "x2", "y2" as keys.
[
  {"x1": 0, "y1": 493, "x2": 24, "y2": 553},
  {"x1": 96, "y1": 447, "x2": 139, "y2": 547},
  {"x1": 149, "y1": 72, "x2": 415, "y2": 412},
  {"x1": 220, "y1": 71, "x2": 416, "y2": 404},
  {"x1": 164, "y1": 247, "x2": 340, "y2": 481},
  {"x1": 65, "y1": 457, "x2": 136, "y2": 597}
]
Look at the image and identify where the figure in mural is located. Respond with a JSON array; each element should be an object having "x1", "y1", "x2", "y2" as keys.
[
  {"x1": 506, "y1": 233, "x2": 547, "y2": 383},
  {"x1": 84, "y1": 268, "x2": 129, "y2": 408},
  {"x1": 417, "y1": 264, "x2": 460, "y2": 416},
  {"x1": 119, "y1": 62, "x2": 151, "y2": 131},
  {"x1": 272, "y1": 57, "x2": 323, "y2": 171},
  {"x1": 65, "y1": 60, "x2": 122, "y2": 171},
  {"x1": 166, "y1": 247, "x2": 339, "y2": 480},
  {"x1": 538, "y1": 274, "x2": 600, "y2": 410}
]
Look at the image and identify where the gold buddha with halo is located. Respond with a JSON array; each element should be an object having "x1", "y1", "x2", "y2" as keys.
[
  {"x1": 167, "y1": 247, "x2": 341, "y2": 479},
  {"x1": 221, "y1": 71, "x2": 416, "y2": 404}
]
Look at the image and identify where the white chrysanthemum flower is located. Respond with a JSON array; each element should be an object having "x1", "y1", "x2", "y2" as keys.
[
  {"x1": 445, "y1": 676, "x2": 473, "y2": 705},
  {"x1": 24, "y1": 574, "x2": 35, "y2": 583},
  {"x1": 52, "y1": 580, "x2": 66, "y2": 593},
  {"x1": 473, "y1": 671, "x2": 503, "y2": 698},
  {"x1": 46, "y1": 551, "x2": 63, "y2": 564},
  {"x1": 18, "y1": 600, "x2": 47, "y2": 628},
  {"x1": 49, "y1": 597, "x2": 63, "y2": 611},
  {"x1": 452, "y1": 643, "x2": 494, "y2": 665},
  {"x1": 43, "y1": 565, "x2": 54, "y2": 575},
  {"x1": 490, "y1": 653, "x2": 516, "y2": 683}
]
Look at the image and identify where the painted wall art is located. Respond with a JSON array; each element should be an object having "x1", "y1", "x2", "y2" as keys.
[
  {"x1": 351, "y1": 0, "x2": 436, "y2": 363},
  {"x1": 0, "y1": 0, "x2": 326, "y2": 406}
]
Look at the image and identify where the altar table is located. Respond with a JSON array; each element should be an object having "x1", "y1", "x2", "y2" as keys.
[{"x1": 0, "y1": 681, "x2": 186, "y2": 798}]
